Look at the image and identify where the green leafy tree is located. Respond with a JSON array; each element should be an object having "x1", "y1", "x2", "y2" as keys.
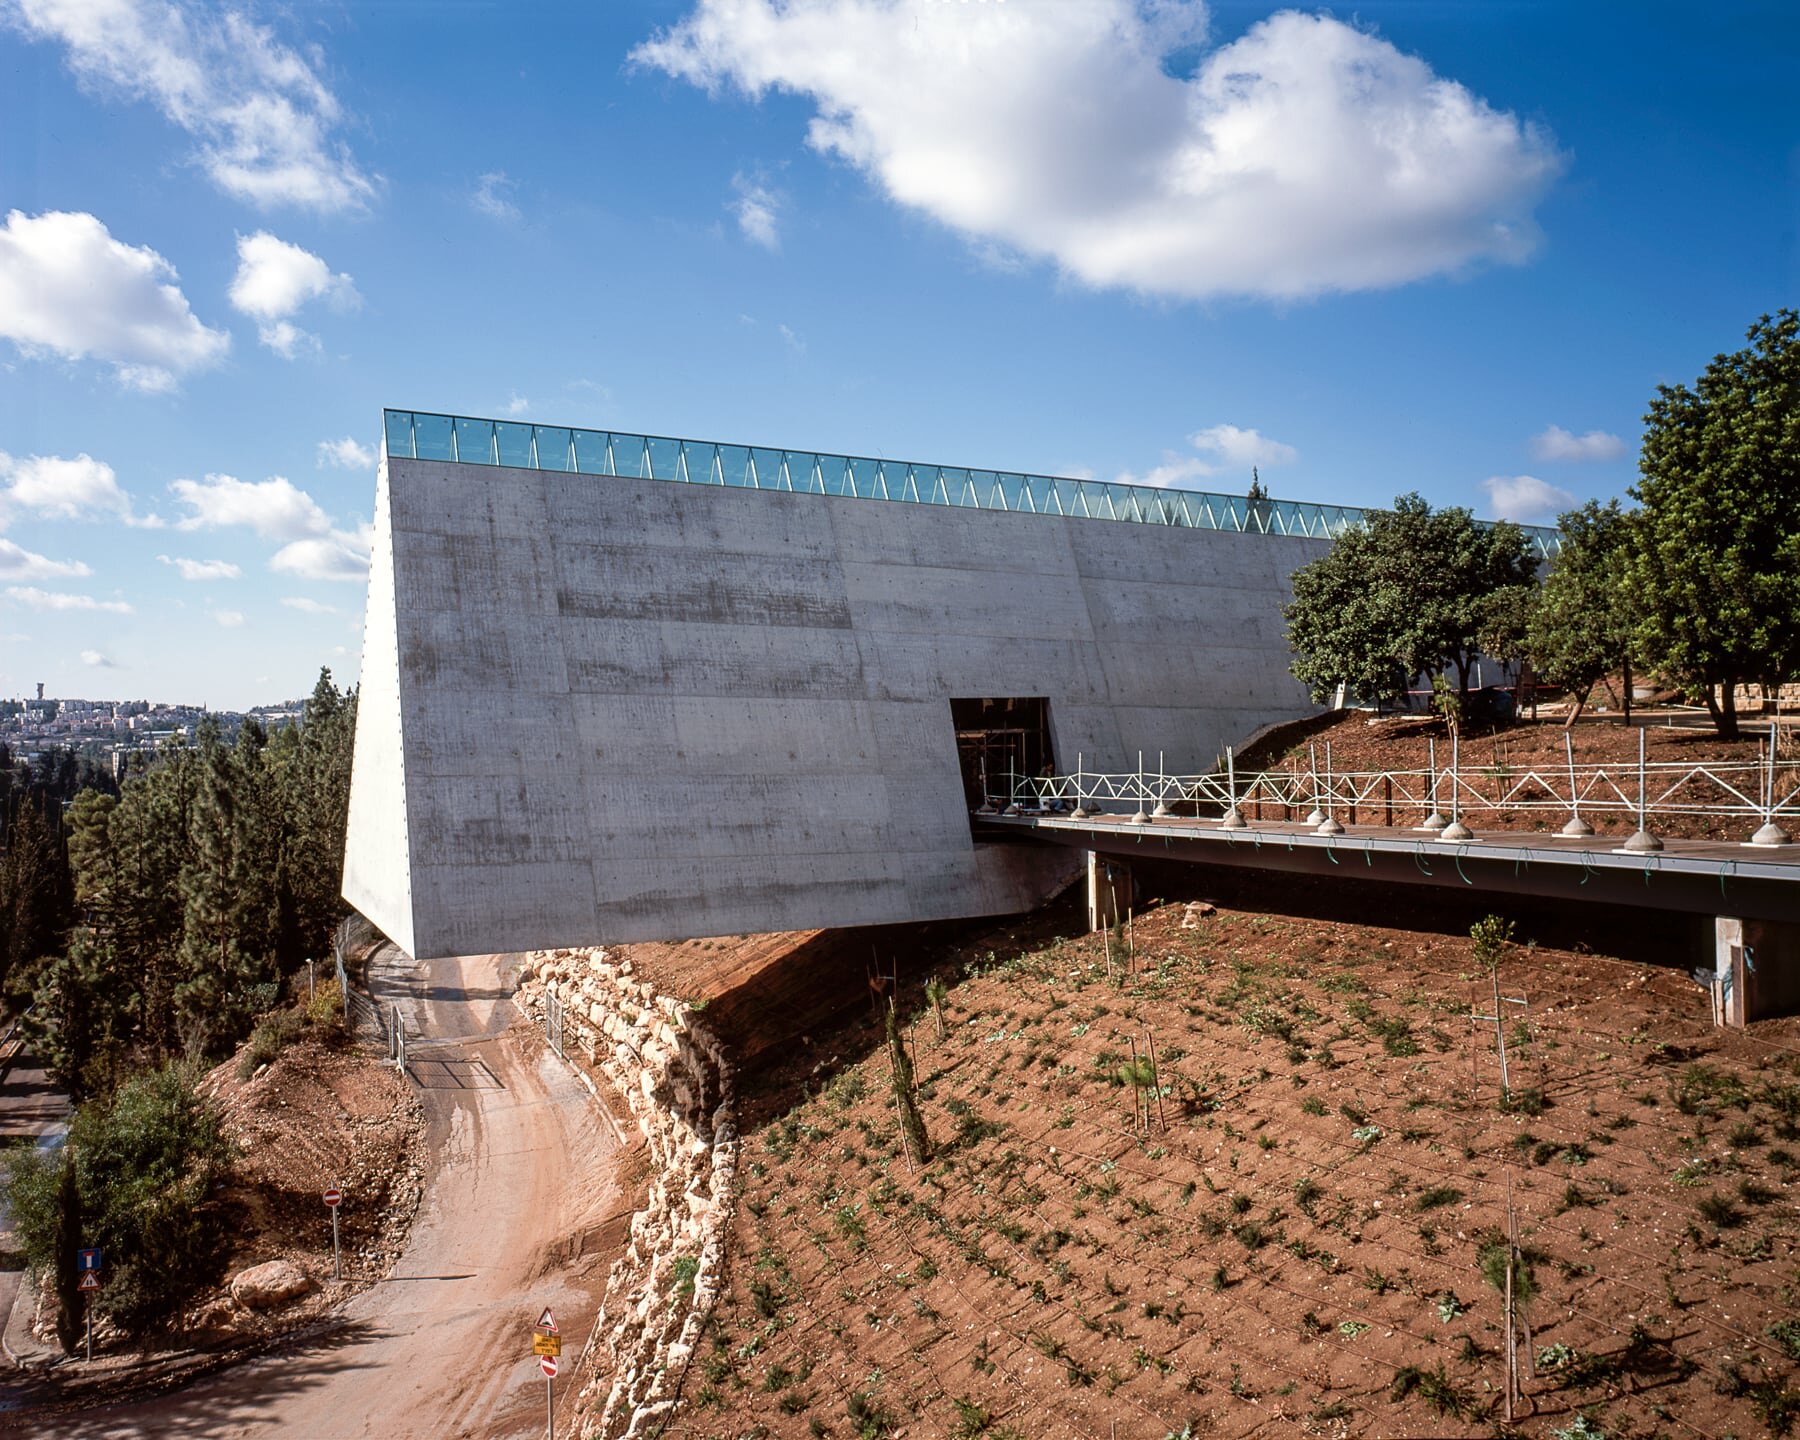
[
  {"x1": 176, "y1": 721, "x2": 279, "y2": 1054},
  {"x1": 0, "y1": 797, "x2": 73, "y2": 1005},
  {"x1": 1525, "y1": 499, "x2": 1638, "y2": 724},
  {"x1": 5, "y1": 1064, "x2": 232, "y2": 1337},
  {"x1": 1630, "y1": 310, "x2": 1800, "y2": 737},
  {"x1": 1285, "y1": 495, "x2": 1539, "y2": 708}
]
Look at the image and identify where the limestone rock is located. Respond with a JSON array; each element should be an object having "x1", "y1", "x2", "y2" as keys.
[{"x1": 230, "y1": 1259, "x2": 313, "y2": 1309}]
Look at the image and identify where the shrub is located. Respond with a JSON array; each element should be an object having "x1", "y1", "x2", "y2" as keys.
[
  {"x1": 6, "y1": 1064, "x2": 231, "y2": 1337},
  {"x1": 237, "y1": 1008, "x2": 305, "y2": 1079},
  {"x1": 305, "y1": 976, "x2": 344, "y2": 1029}
]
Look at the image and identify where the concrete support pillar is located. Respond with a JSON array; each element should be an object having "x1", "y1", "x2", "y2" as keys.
[
  {"x1": 1086, "y1": 851, "x2": 1132, "y2": 934},
  {"x1": 1713, "y1": 917, "x2": 1800, "y2": 1027}
]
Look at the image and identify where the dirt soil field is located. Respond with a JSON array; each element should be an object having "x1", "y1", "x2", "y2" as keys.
[
  {"x1": 1244, "y1": 712, "x2": 1791, "y2": 844},
  {"x1": 195, "y1": 1030, "x2": 427, "y2": 1327},
  {"x1": 677, "y1": 887, "x2": 1800, "y2": 1440}
]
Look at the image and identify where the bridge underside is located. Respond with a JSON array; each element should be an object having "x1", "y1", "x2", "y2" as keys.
[{"x1": 983, "y1": 813, "x2": 1800, "y2": 1023}]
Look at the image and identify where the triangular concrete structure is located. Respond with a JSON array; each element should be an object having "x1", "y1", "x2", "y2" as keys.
[{"x1": 341, "y1": 458, "x2": 417, "y2": 956}]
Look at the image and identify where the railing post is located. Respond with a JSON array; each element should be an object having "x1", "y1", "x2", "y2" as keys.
[
  {"x1": 1131, "y1": 751, "x2": 1151, "y2": 825},
  {"x1": 1440, "y1": 732, "x2": 1475, "y2": 842},
  {"x1": 1221, "y1": 746, "x2": 1246, "y2": 829},
  {"x1": 1316, "y1": 740, "x2": 1344, "y2": 836},
  {"x1": 1418, "y1": 735, "x2": 1447, "y2": 832},
  {"x1": 1751, "y1": 727, "x2": 1793, "y2": 846},
  {"x1": 1619, "y1": 727, "x2": 1663, "y2": 853},
  {"x1": 1304, "y1": 743, "x2": 1326, "y2": 827},
  {"x1": 1558, "y1": 728, "x2": 1594, "y2": 838}
]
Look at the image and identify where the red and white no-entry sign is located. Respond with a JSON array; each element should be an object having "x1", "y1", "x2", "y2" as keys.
[
  {"x1": 540, "y1": 1354, "x2": 558, "y2": 1379},
  {"x1": 323, "y1": 1187, "x2": 343, "y2": 1208}
]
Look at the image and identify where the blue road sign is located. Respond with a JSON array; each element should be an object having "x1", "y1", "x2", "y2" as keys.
[{"x1": 78, "y1": 1247, "x2": 102, "y2": 1272}]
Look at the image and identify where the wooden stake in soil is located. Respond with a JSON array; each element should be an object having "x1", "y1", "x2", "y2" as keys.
[
  {"x1": 1128, "y1": 1036, "x2": 1144, "y2": 1132},
  {"x1": 1145, "y1": 1028, "x2": 1168, "y2": 1131}
]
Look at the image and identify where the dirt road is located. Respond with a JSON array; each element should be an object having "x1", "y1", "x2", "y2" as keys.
[{"x1": 54, "y1": 948, "x2": 623, "y2": 1440}]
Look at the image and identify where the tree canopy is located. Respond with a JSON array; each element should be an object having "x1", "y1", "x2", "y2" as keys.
[
  {"x1": 1629, "y1": 309, "x2": 1800, "y2": 736},
  {"x1": 1525, "y1": 499, "x2": 1637, "y2": 724},
  {"x1": 1284, "y1": 494, "x2": 1539, "y2": 707},
  {"x1": 33, "y1": 667, "x2": 357, "y2": 1097}
]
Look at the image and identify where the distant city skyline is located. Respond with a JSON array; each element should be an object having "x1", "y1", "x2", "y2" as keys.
[{"x1": 2, "y1": 1, "x2": 1795, "y2": 708}]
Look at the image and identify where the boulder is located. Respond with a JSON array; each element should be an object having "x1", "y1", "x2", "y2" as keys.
[{"x1": 230, "y1": 1259, "x2": 313, "y2": 1309}]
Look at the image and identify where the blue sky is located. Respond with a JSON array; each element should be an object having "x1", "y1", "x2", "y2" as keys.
[{"x1": 0, "y1": 0, "x2": 1794, "y2": 709}]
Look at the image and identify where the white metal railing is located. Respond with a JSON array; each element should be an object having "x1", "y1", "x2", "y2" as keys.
[{"x1": 981, "y1": 732, "x2": 1798, "y2": 849}]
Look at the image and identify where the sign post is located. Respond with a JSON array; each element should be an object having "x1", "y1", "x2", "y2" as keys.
[
  {"x1": 324, "y1": 1185, "x2": 343, "y2": 1279},
  {"x1": 534, "y1": 1308, "x2": 560, "y2": 1440},
  {"x1": 77, "y1": 1248, "x2": 102, "y2": 1361}
]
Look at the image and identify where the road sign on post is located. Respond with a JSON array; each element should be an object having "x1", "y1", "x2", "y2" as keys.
[
  {"x1": 326, "y1": 1185, "x2": 343, "y2": 1279},
  {"x1": 536, "y1": 1306, "x2": 557, "y2": 1332},
  {"x1": 540, "y1": 1354, "x2": 557, "y2": 1379},
  {"x1": 532, "y1": 1331, "x2": 562, "y2": 1356},
  {"x1": 78, "y1": 1271, "x2": 100, "y2": 1292},
  {"x1": 78, "y1": 1247, "x2": 102, "y2": 1273}
]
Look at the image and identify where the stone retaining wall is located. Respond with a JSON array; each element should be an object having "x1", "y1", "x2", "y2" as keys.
[{"x1": 516, "y1": 948, "x2": 735, "y2": 1439}]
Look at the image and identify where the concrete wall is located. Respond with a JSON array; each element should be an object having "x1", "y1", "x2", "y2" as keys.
[{"x1": 345, "y1": 453, "x2": 1328, "y2": 958}]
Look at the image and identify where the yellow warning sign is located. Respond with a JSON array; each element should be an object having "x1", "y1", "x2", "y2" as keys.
[{"x1": 532, "y1": 1331, "x2": 562, "y2": 1357}]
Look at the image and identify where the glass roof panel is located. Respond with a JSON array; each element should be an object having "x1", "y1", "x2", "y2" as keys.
[
  {"x1": 533, "y1": 426, "x2": 573, "y2": 472},
  {"x1": 413, "y1": 413, "x2": 454, "y2": 462},
  {"x1": 454, "y1": 417, "x2": 495, "y2": 465},
  {"x1": 750, "y1": 448, "x2": 784, "y2": 489},
  {"x1": 720, "y1": 444, "x2": 752, "y2": 487},
  {"x1": 495, "y1": 422, "x2": 534, "y2": 469},
  {"x1": 378, "y1": 409, "x2": 1559, "y2": 552},
  {"x1": 645, "y1": 437, "x2": 679, "y2": 480},
  {"x1": 383, "y1": 410, "x2": 414, "y2": 459}
]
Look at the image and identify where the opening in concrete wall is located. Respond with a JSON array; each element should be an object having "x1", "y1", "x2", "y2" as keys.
[{"x1": 951, "y1": 696, "x2": 1054, "y2": 813}]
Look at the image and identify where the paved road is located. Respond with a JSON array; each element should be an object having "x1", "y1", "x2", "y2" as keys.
[{"x1": 52, "y1": 949, "x2": 623, "y2": 1440}]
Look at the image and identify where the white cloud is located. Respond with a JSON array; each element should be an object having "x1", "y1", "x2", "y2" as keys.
[
  {"x1": 1482, "y1": 474, "x2": 1576, "y2": 524},
  {"x1": 1190, "y1": 424, "x2": 1298, "y2": 470},
  {"x1": 0, "y1": 538, "x2": 91, "y2": 579},
  {"x1": 271, "y1": 523, "x2": 371, "y2": 583},
  {"x1": 158, "y1": 554, "x2": 241, "y2": 581},
  {"x1": 473, "y1": 171, "x2": 520, "y2": 221},
  {"x1": 169, "y1": 471, "x2": 369, "y2": 581},
  {"x1": 81, "y1": 649, "x2": 118, "y2": 667},
  {"x1": 316, "y1": 436, "x2": 374, "y2": 469},
  {"x1": 213, "y1": 609, "x2": 246, "y2": 627},
  {"x1": 777, "y1": 323, "x2": 804, "y2": 353},
  {"x1": 228, "y1": 231, "x2": 358, "y2": 356},
  {"x1": 6, "y1": 0, "x2": 377, "y2": 212},
  {"x1": 502, "y1": 394, "x2": 530, "y2": 417},
  {"x1": 636, "y1": 2, "x2": 1563, "y2": 302},
  {"x1": 1116, "y1": 423, "x2": 1299, "y2": 489},
  {"x1": 1530, "y1": 424, "x2": 1626, "y2": 463},
  {"x1": 281, "y1": 595, "x2": 337, "y2": 614},
  {"x1": 0, "y1": 209, "x2": 228, "y2": 390},
  {"x1": 170, "y1": 472, "x2": 331, "y2": 540},
  {"x1": 6, "y1": 585, "x2": 131, "y2": 613},
  {"x1": 0, "y1": 449, "x2": 162, "y2": 528},
  {"x1": 731, "y1": 173, "x2": 781, "y2": 249}
]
